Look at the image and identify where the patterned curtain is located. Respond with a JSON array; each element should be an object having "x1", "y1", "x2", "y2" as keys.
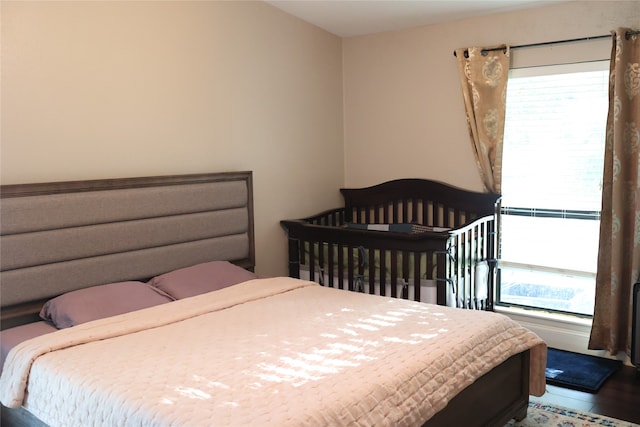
[
  {"x1": 455, "y1": 46, "x2": 510, "y2": 193},
  {"x1": 589, "y1": 28, "x2": 640, "y2": 355}
]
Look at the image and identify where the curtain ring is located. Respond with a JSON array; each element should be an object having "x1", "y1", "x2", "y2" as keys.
[{"x1": 454, "y1": 50, "x2": 470, "y2": 58}]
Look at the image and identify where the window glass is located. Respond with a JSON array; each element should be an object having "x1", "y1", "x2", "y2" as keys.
[{"x1": 501, "y1": 61, "x2": 609, "y2": 211}]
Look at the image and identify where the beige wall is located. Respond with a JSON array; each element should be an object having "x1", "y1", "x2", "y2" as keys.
[
  {"x1": 343, "y1": 1, "x2": 640, "y2": 191},
  {"x1": 1, "y1": 1, "x2": 344, "y2": 277},
  {"x1": 2, "y1": 0, "x2": 638, "y2": 277}
]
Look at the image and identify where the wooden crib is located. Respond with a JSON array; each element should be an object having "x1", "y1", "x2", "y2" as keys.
[{"x1": 281, "y1": 179, "x2": 501, "y2": 310}]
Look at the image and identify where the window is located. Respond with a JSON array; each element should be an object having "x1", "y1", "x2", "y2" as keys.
[{"x1": 498, "y1": 60, "x2": 609, "y2": 317}]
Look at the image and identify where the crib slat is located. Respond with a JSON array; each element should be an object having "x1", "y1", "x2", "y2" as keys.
[
  {"x1": 402, "y1": 199, "x2": 408, "y2": 223},
  {"x1": 457, "y1": 234, "x2": 464, "y2": 308},
  {"x1": 347, "y1": 246, "x2": 355, "y2": 292},
  {"x1": 368, "y1": 249, "x2": 376, "y2": 295},
  {"x1": 357, "y1": 247, "x2": 365, "y2": 293},
  {"x1": 338, "y1": 245, "x2": 345, "y2": 290},
  {"x1": 426, "y1": 248, "x2": 434, "y2": 280},
  {"x1": 391, "y1": 250, "x2": 398, "y2": 298},
  {"x1": 413, "y1": 251, "x2": 421, "y2": 302},
  {"x1": 469, "y1": 226, "x2": 479, "y2": 309},
  {"x1": 457, "y1": 230, "x2": 464, "y2": 308},
  {"x1": 379, "y1": 249, "x2": 387, "y2": 297},
  {"x1": 438, "y1": 244, "x2": 448, "y2": 306},
  {"x1": 327, "y1": 243, "x2": 335, "y2": 288},
  {"x1": 308, "y1": 241, "x2": 316, "y2": 283},
  {"x1": 402, "y1": 251, "x2": 410, "y2": 299},
  {"x1": 435, "y1": 203, "x2": 442, "y2": 227},
  {"x1": 463, "y1": 227, "x2": 471, "y2": 309}
]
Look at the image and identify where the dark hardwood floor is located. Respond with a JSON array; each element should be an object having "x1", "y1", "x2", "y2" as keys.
[{"x1": 535, "y1": 364, "x2": 640, "y2": 424}]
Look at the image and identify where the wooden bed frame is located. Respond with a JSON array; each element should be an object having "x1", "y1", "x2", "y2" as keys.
[
  {"x1": 281, "y1": 178, "x2": 501, "y2": 310},
  {"x1": 0, "y1": 172, "x2": 529, "y2": 427}
]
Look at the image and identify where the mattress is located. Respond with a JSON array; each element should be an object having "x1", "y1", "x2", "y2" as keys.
[{"x1": 0, "y1": 277, "x2": 546, "y2": 426}]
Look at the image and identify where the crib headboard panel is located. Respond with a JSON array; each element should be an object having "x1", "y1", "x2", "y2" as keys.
[
  {"x1": 0, "y1": 171, "x2": 254, "y2": 328},
  {"x1": 340, "y1": 179, "x2": 500, "y2": 228}
]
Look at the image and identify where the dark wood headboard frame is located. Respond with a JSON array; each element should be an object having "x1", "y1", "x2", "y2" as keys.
[
  {"x1": 0, "y1": 171, "x2": 255, "y2": 329},
  {"x1": 341, "y1": 178, "x2": 499, "y2": 226}
]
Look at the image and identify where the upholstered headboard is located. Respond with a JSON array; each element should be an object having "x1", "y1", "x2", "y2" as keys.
[{"x1": 0, "y1": 171, "x2": 255, "y2": 328}]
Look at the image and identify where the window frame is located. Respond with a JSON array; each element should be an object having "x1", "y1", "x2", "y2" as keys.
[{"x1": 496, "y1": 59, "x2": 610, "y2": 317}]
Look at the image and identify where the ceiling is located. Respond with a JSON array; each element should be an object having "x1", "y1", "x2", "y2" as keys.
[{"x1": 265, "y1": 1, "x2": 564, "y2": 38}]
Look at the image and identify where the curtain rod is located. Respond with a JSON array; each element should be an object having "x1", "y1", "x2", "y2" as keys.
[{"x1": 453, "y1": 30, "x2": 639, "y2": 57}]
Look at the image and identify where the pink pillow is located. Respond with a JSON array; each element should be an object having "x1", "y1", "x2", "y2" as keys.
[
  {"x1": 40, "y1": 281, "x2": 174, "y2": 329},
  {"x1": 148, "y1": 261, "x2": 257, "y2": 299}
]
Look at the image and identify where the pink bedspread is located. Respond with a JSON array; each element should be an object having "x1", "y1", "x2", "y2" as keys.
[{"x1": 0, "y1": 277, "x2": 546, "y2": 426}]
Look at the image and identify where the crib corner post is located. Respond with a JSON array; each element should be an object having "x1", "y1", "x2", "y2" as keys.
[
  {"x1": 487, "y1": 258, "x2": 498, "y2": 311},
  {"x1": 287, "y1": 238, "x2": 301, "y2": 279},
  {"x1": 436, "y1": 251, "x2": 448, "y2": 306}
]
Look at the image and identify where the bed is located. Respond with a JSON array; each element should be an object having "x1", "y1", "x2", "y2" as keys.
[
  {"x1": 281, "y1": 179, "x2": 501, "y2": 310},
  {"x1": 0, "y1": 171, "x2": 545, "y2": 427}
]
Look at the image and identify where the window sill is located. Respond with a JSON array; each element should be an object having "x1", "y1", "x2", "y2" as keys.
[
  {"x1": 495, "y1": 305, "x2": 598, "y2": 356},
  {"x1": 496, "y1": 305, "x2": 592, "y2": 328}
]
